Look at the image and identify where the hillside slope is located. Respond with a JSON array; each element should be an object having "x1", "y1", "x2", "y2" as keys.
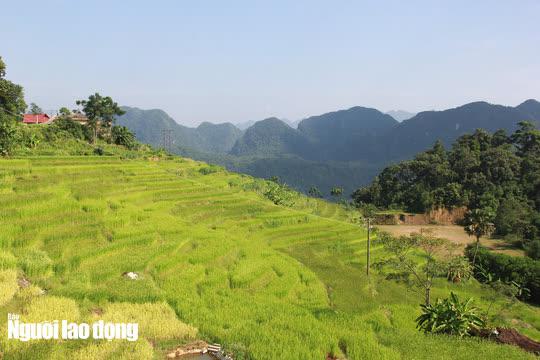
[
  {"x1": 0, "y1": 156, "x2": 538, "y2": 359},
  {"x1": 117, "y1": 107, "x2": 242, "y2": 153},
  {"x1": 298, "y1": 106, "x2": 398, "y2": 161}
]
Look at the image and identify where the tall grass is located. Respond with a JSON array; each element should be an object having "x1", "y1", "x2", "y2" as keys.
[{"x1": 0, "y1": 269, "x2": 18, "y2": 306}]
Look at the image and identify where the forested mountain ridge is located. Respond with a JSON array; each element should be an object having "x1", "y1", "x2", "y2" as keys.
[
  {"x1": 196, "y1": 121, "x2": 243, "y2": 153},
  {"x1": 230, "y1": 117, "x2": 309, "y2": 156},
  {"x1": 117, "y1": 100, "x2": 540, "y2": 196},
  {"x1": 297, "y1": 106, "x2": 398, "y2": 161},
  {"x1": 117, "y1": 106, "x2": 242, "y2": 153},
  {"x1": 382, "y1": 100, "x2": 540, "y2": 161}
]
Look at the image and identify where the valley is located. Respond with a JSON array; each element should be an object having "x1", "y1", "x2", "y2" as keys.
[{"x1": 117, "y1": 100, "x2": 540, "y2": 197}]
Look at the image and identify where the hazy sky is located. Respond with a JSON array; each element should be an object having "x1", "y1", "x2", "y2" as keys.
[{"x1": 2, "y1": 0, "x2": 539, "y2": 126}]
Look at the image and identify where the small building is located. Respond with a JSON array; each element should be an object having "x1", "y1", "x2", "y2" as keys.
[
  {"x1": 70, "y1": 113, "x2": 89, "y2": 125},
  {"x1": 22, "y1": 113, "x2": 52, "y2": 124}
]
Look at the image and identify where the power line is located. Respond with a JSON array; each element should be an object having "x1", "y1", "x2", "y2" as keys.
[{"x1": 0, "y1": 107, "x2": 24, "y2": 119}]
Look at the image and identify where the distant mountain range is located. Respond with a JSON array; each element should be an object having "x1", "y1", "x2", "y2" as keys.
[
  {"x1": 117, "y1": 99, "x2": 540, "y2": 197},
  {"x1": 117, "y1": 107, "x2": 242, "y2": 154}
]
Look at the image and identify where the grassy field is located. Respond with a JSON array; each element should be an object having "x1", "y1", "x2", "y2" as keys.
[{"x1": 0, "y1": 156, "x2": 538, "y2": 359}]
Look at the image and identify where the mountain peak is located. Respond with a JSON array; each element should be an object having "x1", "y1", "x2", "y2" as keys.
[
  {"x1": 515, "y1": 99, "x2": 540, "y2": 126},
  {"x1": 197, "y1": 121, "x2": 239, "y2": 130},
  {"x1": 251, "y1": 117, "x2": 292, "y2": 128},
  {"x1": 518, "y1": 98, "x2": 540, "y2": 107}
]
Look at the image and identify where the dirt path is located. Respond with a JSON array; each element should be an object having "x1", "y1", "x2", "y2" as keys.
[{"x1": 377, "y1": 224, "x2": 525, "y2": 256}]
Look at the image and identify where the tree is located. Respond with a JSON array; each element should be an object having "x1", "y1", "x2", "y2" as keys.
[
  {"x1": 492, "y1": 129, "x2": 509, "y2": 147},
  {"x1": 0, "y1": 57, "x2": 5, "y2": 78},
  {"x1": 464, "y1": 208, "x2": 495, "y2": 266},
  {"x1": 446, "y1": 256, "x2": 472, "y2": 283},
  {"x1": 511, "y1": 121, "x2": 540, "y2": 156},
  {"x1": 0, "y1": 111, "x2": 18, "y2": 156},
  {"x1": 264, "y1": 181, "x2": 296, "y2": 207},
  {"x1": 330, "y1": 186, "x2": 343, "y2": 199},
  {"x1": 0, "y1": 56, "x2": 26, "y2": 156},
  {"x1": 0, "y1": 57, "x2": 26, "y2": 115},
  {"x1": 29, "y1": 102, "x2": 43, "y2": 114},
  {"x1": 352, "y1": 184, "x2": 379, "y2": 206},
  {"x1": 76, "y1": 93, "x2": 125, "y2": 143},
  {"x1": 494, "y1": 197, "x2": 532, "y2": 238},
  {"x1": 53, "y1": 116, "x2": 87, "y2": 140},
  {"x1": 360, "y1": 203, "x2": 377, "y2": 276},
  {"x1": 376, "y1": 229, "x2": 449, "y2": 305},
  {"x1": 307, "y1": 185, "x2": 322, "y2": 198},
  {"x1": 58, "y1": 107, "x2": 71, "y2": 116},
  {"x1": 525, "y1": 240, "x2": 540, "y2": 260}
]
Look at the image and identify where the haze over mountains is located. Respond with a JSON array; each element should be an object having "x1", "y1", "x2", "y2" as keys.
[
  {"x1": 118, "y1": 99, "x2": 540, "y2": 197},
  {"x1": 386, "y1": 110, "x2": 416, "y2": 122}
]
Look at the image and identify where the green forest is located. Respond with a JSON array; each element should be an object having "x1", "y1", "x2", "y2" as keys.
[{"x1": 353, "y1": 125, "x2": 540, "y2": 260}]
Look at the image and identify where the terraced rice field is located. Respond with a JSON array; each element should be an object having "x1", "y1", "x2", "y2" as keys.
[{"x1": 0, "y1": 156, "x2": 538, "y2": 359}]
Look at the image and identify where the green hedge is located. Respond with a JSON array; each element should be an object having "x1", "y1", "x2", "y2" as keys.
[{"x1": 465, "y1": 245, "x2": 540, "y2": 304}]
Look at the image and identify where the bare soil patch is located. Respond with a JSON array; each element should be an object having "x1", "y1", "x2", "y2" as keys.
[
  {"x1": 377, "y1": 225, "x2": 525, "y2": 256},
  {"x1": 474, "y1": 328, "x2": 540, "y2": 355}
]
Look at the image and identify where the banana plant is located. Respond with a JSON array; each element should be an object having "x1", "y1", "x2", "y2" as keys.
[{"x1": 416, "y1": 292, "x2": 485, "y2": 337}]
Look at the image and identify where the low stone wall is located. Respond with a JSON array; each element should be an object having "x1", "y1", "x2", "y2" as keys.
[{"x1": 374, "y1": 207, "x2": 466, "y2": 226}]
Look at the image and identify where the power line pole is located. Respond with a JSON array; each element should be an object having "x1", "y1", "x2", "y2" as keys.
[
  {"x1": 366, "y1": 217, "x2": 371, "y2": 276},
  {"x1": 361, "y1": 204, "x2": 376, "y2": 277},
  {"x1": 161, "y1": 129, "x2": 173, "y2": 152}
]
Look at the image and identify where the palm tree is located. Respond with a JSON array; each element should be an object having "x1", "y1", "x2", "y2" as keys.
[
  {"x1": 463, "y1": 208, "x2": 495, "y2": 266},
  {"x1": 330, "y1": 186, "x2": 343, "y2": 199},
  {"x1": 308, "y1": 185, "x2": 322, "y2": 198}
]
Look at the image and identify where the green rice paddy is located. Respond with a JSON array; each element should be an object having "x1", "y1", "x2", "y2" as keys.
[{"x1": 0, "y1": 156, "x2": 538, "y2": 359}]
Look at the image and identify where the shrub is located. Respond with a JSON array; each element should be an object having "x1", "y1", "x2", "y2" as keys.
[
  {"x1": 525, "y1": 240, "x2": 540, "y2": 260},
  {"x1": 111, "y1": 125, "x2": 136, "y2": 149},
  {"x1": 52, "y1": 116, "x2": 88, "y2": 140},
  {"x1": 18, "y1": 127, "x2": 43, "y2": 148},
  {"x1": 446, "y1": 256, "x2": 472, "y2": 283},
  {"x1": 465, "y1": 245, "x2": 540, "y2": 304},
  {"x1": 199, "y1": 165, "x2": 220, "y2": 175},
  {"x1": 416, "y1": 292, "x2": 484, "y2": 337},
  {"x1": 264, "y1": 181, "x2": 296, "y2": 207}
]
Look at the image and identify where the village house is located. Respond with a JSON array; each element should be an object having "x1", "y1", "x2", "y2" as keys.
[
  {"x1": 22, "y1": 113, "x2": 53, "y2": 124},
  {"x1": 69, "y1": 112, "x2": 89, "y2": 125},
  {"x1": 21, "y1": 111, "x2": 89, "y2": 125}
]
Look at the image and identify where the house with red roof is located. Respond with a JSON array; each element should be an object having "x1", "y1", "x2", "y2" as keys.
[{"x1": 22, "y1": 113, "x2": 52, "y2": 124}]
